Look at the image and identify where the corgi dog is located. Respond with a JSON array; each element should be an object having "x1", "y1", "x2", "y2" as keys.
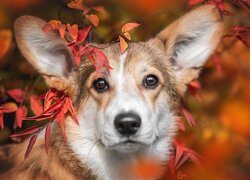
[{"x1": 0, "y1": 5, "x2": 223, "y2": 180}]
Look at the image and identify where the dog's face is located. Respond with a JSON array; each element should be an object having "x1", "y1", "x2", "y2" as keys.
[
  {"x1": 78, "y1": 42, "x2": 179, "y2": 154},
  {"x1": 14, "y1": 5, "x2": 223, "y2": 178}
]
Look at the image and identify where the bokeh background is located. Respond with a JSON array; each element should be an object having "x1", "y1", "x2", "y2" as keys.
[{"x1": 0, "y1": 0, "x2": 250, "y2": 179}]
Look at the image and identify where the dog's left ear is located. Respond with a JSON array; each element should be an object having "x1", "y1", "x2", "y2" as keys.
[
  {"x1": 156, "y1": 5, "x2": 223, "y2": 90},
  {"x1": 14, "y1": 16, "x2": 77, "y2": 95}
]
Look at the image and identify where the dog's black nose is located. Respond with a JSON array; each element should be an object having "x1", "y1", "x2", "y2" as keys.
[{"x1": 114, "y1": 112, "x2": 141, "y2": 136}]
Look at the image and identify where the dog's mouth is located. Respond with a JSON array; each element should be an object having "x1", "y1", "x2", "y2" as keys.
[{"x1": 105, "y1": 140, "x2": 145, "y2": 153}]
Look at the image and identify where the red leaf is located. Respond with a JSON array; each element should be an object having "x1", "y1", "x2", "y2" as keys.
[
  {"x1": 88, "y1": 47, "x2": 111, "y2": 76},
  {"x1": 15, "y1": 106, "x2": 27, "y2": 128},
  {"x1": 121, "y1": 22, "x2": 140, "y2": 33},
  {"x1": 181, "y1": 108, "x2": 196, "y2": 127},
  {"x1": 67, "y1": 0, "x2": 86, "y2": 11},
  {"x1": 25, "y1": 134, "x2": 38, "y2": 159},
  {"x1": 57, "y1": 110, "x2": 66, "y2": 140},
  {"x1": 0, "y1": 112, "x2": 3, "y2": 129},
  {"x1": 119, "y1": 36, "x2": 128, "y2": 53},
  {"x1": 188, "y1": 80, "x2": 202, "y2": 101},
  {"x1": 210, "y1": 0, "x2": 234, "y2": 16},
  {"x1": 65, "y1": 97, "x2": 78, "y2": 124},
  {"x1": 227, "y1": 26, "x2": 250, "y2": 47},
  {"x1": 178, "y1": 118, "x2": 185, "y2": 131},
  {"x1": 85, "y1": 14, "x2": 99, "y2": 27},
  {"x1": 11, "y1": 126, "x2": 40, "y2": 137},
  {"x1": 67, "y1": 24, "x2": 78, "y2": 41},
  {"x1": 45, "y1": 124, "x2": 51, "y2": 154},
  {"x1": 92, "y1": 6, "x2": 107, "y2": 14},
  {"x1": 77, "y1": 26, "x2": 92, "y2": 43},
  {"x1": 174, "y1": 141, "x2": 200, "y2": 170},
  {"x1": 30, "y1": 94, "x2": 43, "y2": 115},
  {"x1": 188, "y1": 0, "x2": 204, "y2": 6},
  {"x1": 7, "y1": 89, "x2": 24, "y2": 103},
  {"x1": 211, "y1": 53, "x2": 222, "y2": 72}
]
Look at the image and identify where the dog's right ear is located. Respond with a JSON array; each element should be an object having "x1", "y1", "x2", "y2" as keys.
[{"x1": 15, "y1": 16, "x2": 76, "y2": 94}]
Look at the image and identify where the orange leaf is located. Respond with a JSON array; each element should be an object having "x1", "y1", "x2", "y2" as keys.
[
  {"x1": 119, "y1": 36, "x2": 128, "y2": 53},
  {"x1": 25, "y1": 134, "x2": 38, "y2": 159},
  {"x1": 0, "y1": 102, "x2": 18, "y2": 113},
  {"x1": 92, "y1": 6, "x2": 107, "y2": 14},
  {"x1": 45, "y1": 123, "x2": 51, "y2": 154},
  {"x1": 42, "y1": 20, "x2": 66, "y2": 38},
  {"x1": 123, "y1": 32, "x2": 131, "y2": 40},
  {"x1": 30, "y1": 94, "x2": 43, "y2": 115},
  {"x1": 121, "y1": 22, "x2": 140, "y2": 33},
  {"x1": 85, "y1": 14, "x2": 99, "y2": 27},
  {"x1": 0, "y1": 29, "x2": 12, "y2": 59},
  {"x1": 67, "y1": 0, "x2": 86, "y2": 11},
  {"x1": 67, "y1": 24, "x2": 78, "y2": 41},
  {"x1": 15, "y1": 106, "x2": 27, "y2": 128}
]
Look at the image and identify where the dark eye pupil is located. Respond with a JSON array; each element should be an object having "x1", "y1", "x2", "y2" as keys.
[
  {"x1": 93, "y1": 78, "x2": 109, "y2": 92},
  {"x1": 144, "y1": 74, "x2": 159, "y2": 89}
]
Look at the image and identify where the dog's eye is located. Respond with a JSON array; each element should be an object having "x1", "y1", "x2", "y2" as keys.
[
  {"x1": 93, "y1": 78, "x2": 109, "y2": 93},
  {"x1": 143, "y1": 74, "x2": 159, "y2": 89}
]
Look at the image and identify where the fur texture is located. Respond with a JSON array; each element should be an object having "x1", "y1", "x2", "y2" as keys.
[{"x1": 0, "y1": 5, "x2": 223, "y2": 180}]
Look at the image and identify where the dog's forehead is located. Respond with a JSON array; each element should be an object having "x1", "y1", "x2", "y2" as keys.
[{"x1": 103, "y1": 41, "x2": 167, "y2": 73}]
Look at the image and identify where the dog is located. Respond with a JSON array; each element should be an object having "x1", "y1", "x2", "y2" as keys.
[{"x1": 0, "y1": 5, "x2": 223, "y2": 180}]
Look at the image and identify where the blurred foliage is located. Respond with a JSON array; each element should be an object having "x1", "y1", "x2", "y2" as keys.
[{"x1": 0, "y1": 0, "x2": 250, "y2": 179}]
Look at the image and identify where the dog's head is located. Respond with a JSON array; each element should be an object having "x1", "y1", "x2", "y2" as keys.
[{"x1": 14, "y1": 5, "x2": 223, "y2": 178}]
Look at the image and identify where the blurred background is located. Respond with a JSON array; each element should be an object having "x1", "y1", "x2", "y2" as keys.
[{"x1": 0, "y1": 0, "x2": 250, "y2": 179}]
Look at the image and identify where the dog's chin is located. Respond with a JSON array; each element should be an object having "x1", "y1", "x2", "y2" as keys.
[{"x1": 105, "y1": 141, "x2": 143, "y2": 154}]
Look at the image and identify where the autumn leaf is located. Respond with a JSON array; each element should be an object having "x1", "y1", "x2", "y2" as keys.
[
  {"x1": 0, "y1": 113, "x2": 3, "y2": 130},
  {"x1": 226, "y1": 26, "x2": 250, "y2": 47},
  {"x1": 123, "y1": 32, "x2": 131, "y2": 40},
  {"x1": 119, "y1": 36, "x2": 128, "y2": 54},
  {"x1": 77, "y1": 26, "x2": 92, "y2": 43},
  {"x1": 0, "y1": 29, "x2": 12, "y2": 60},
  {"x1": 188, "y1": 0, "x2": 204, "y2": 6},
  {"x1": 67, "y1": 24, "x2": 78, "y2": 41},
  {"x1": 181, "y1": 107, "x2": 196, "y2": 127},
  {"x1": 25, "y1": 134, "x2": 38, "y2": 159},
  {"x1": 173, "y1": 141, "x2": 200, "y2": 170},
  {"x1": 86, "y1": 14, "x2": 99, "y2": 27},
  {"x1": 0, "y1": 102, "x2": 18, "y2": 113},
  {"x1": 11, "y1": 126, "x2": 40, "y2": 137},
  {"x1": 178, "y1": 118, "x2": 185, "y2": 131},
  {"x1": 15, "y1": 106, "x2": 27, "y2": 128},
  {"x1": 7, "y1": 88, "x2": 24, "y2": 103},
  {"x1": 87, "y1": 47, "x2": 111, "y2": 76},
  {"x1": 92, "y1": 6, "x2": 108, "y2": 14},
  {"x1": 45, "y1": 123, "x2": 51, "y2": 154},
  {"x1": 42, "y1": 20, "x2": 66, "y2": 38},
  {"x1": 121, "y1": 22, "x2": 140, "y2": 33},
  {"x1": 67, "y1": 0, "x2": 86, "y2": 11},
  {"x1": 188, "y1": 80, "x2": 202, "y2": 101},
  {"x1": 0, "y1": 102, "x2": 18, "y2": 129},
  {"x1": 30, "y1": 94, "x2": 43, "y2": 115}
]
